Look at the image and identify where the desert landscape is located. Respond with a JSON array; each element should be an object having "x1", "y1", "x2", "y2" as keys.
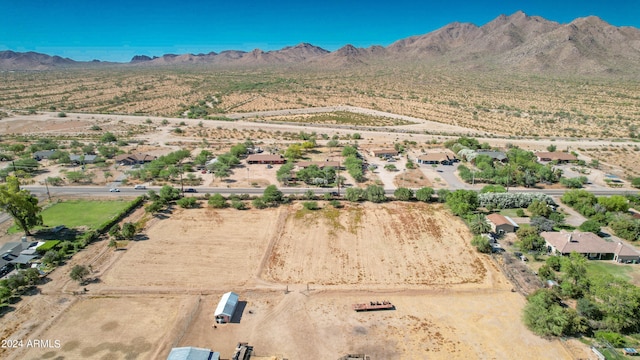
[{"x1": 2, "y1": 203, "x2": 591, "y2": 359}]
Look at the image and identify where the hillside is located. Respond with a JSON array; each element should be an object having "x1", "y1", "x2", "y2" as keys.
[{"x1": 2, "y1": 11, "x2": 639, "y2": 75}]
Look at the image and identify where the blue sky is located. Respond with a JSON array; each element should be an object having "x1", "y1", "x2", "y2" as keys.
[{"x1": 1, "y1": 0, "x2": 638, "y2": 62}]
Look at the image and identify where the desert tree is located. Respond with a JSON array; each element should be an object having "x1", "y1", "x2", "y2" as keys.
[
  {"x1": 0, "y1": 176, "x2": 43, "y2": 235},
  {"x1": 69, "y1": 265, "x2": 90, "y2": 284}
]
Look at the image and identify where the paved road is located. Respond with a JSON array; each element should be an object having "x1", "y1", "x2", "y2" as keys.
[
  {"x1": 0, "y1": 184, "x2": 631, "y2": 226},
  {"x1": 19, "y1": 185, "x2": 634, "y2": 198}
]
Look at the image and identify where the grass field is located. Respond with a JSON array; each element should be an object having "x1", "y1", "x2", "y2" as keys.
[
  {"x1": 8, "y1": 200, "x2": 132, "y2": 233},
  {"x1": 587, "y1": 261, "x2": 640, "y2": 285}
]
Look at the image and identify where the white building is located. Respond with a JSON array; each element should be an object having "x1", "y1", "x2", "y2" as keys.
[{"x1": 214, "y1": 291, "x2": 239, "y2": 323}]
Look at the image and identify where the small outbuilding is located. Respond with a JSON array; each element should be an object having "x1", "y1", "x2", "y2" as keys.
[
  {"x1": 486, "y1": 213, "x2": 519, "y2": 234},
  {"x1": 214, "y1": 291, "x2": 239, "y2": 323},
  {"x1": 167, "y1": 346, "x2": 220, "y2": 360}
]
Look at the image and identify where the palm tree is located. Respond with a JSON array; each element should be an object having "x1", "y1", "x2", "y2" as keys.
[{"x1": 469, "y1": 214, "x2": 492, "y2": 235}]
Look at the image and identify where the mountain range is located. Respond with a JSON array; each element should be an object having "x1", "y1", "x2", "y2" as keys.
[{"x1": 2, "y1": 11, "x2": 640, "y2": 75}]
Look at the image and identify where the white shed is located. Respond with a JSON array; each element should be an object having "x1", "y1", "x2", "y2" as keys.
[{"x1": 214, "y1": 292, "x2": 239, "y2": 323}]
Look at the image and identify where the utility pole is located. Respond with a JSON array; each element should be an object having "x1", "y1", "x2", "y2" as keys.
[
  {"x1": 337, "y1": 162, "x2": 341, "y2": 196},
  {"x1": 44, "y1": 178, "x2": 51, "y2": 202}
]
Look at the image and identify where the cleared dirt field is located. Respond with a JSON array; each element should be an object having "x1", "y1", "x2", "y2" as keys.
[
  {"x1": 8, "y1": 201, "x2": 589, "y2": 360},
  {"x1": 263, "y1": 203, "x2": 492, "y2": 288},
  {"x1": 101, "y1": 206, "x2": 284, "y2": 289},
  {"x1": 20, "y1": 296, "x2": 189, "y2": 360}
]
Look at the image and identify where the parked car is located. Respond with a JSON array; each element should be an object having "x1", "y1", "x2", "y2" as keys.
[
  {"x1": 184, "y1": 188, "x2": 197, "y2": 193},
  {"x1": 109, "y1": 188, "x2": 120, "y2": 192}
]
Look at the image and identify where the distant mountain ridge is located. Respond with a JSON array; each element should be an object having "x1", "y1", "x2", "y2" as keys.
[{"x1": 2, "y1": 11, "x2": 640, "y2": 75}]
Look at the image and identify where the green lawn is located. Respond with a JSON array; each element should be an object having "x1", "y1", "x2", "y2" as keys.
[
  {"x1": 9, "y1": 200, "x2": 132, "y2": 233},
  {"x1": 499, "y1": 208, "x2": 526, "y2": 217},
  {"x1": 587, "y1": 261, "x2": 639, "y2": 283}
]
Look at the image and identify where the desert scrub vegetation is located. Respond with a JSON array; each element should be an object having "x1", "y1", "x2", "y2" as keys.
[
  {"x1": 1, "y1": 65, "x2": 640, "y2": 138},
  {"x1": 262, "y1": 111, "x2": 414, "y2": 126}
]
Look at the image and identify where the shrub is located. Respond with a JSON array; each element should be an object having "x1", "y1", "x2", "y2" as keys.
[
  {"x1": 252, "y1": 197, "x2": 268, "y2": 209},
  {"x1": 302, "y1": 201, "x2": 319, "y2": 210},
  {"x1": 595, "y1": 331, "x2": 626, "y2": 347},
  {"x1": 329, "y1": 199, "x2": 342, "y2": 208},
  {"x1": 177, "y1": 197, "x2": 198, "y2": 208},
  {"x1": 231, "y1": 199, "x2": 246, "y2": 210},
  {"x1": 415, "y1": 187, "x2": 435, "y2": 202},
  {"x1": 579, "y1": 219, "x2": 601, "y2": 234},
  {"x1": 57, "y1": 112, "x2": 67, "y2": 118},
  {"x1": 208, "y1": 193, "x2": 228, "y2": 208},
  {"x1": 471, "y1": 235, "x2": 491, "y2": 253},
  {"x1": 394, "y1": 187, "x2": 413, "y2": 201}
]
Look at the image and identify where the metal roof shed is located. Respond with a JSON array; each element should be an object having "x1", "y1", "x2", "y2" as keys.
[
  {"x1": 167, "y1": 347, "x2": 220, "y2": 360},
  {"x1": 214, "y1": 291, "x2": 239, "y2": 323}
]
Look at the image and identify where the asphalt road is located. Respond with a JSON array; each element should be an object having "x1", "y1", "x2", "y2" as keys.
[{"x1": 19, "y1": 185, "x2": 634, "y2": 198}]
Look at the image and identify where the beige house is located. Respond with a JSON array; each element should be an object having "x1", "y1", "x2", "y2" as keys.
[
  {"x1": 370, "y1": 149, "x2": 398, "y2": 158},
  {"x1": 536, "y1": 151, "x2": 577, "y2": 163},
  {"x1": 542, "y1": 231, "x2": 640, "y2": 262},
  {"x1": 417, "y1": 152, "x2": 457, "y2": 165}
]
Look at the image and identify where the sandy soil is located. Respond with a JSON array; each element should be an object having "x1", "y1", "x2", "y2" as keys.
[{"x1": 5, "y1": 202, "x2": 593, "y2": 360}]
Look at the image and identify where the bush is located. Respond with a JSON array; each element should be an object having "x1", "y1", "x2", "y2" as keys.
[
  {"x1": 537, "y1": 264, "x2": 555, "y2": 281},
  {"x1": 177, "y1": 197, "x2": 198, "y2": 208},
  {"x1": 329, "y1": 199, "x2": 342, "y2": 208},
  {"x1": 578, "y1": 219, "x2": 601, "y2": 234},
  {"x1": 252, "y1": 197, "x2": 268, "y2": 209},
  {"x1": 302, "y1": 201, "x2": 319, "y2": 210},
  {"x1": 471, "y1": 235, "x2": 491, "y2": 253},
  {"x1": 231, "y1": 199, "x2": 246, "y2": 210},
  {"x1": 345, "y1": 187, "x2": 364, "y2": 202},
  {"x1": 365, "y1": 185, "x2": 386, "y2": 203},
  {"x1": 516, "y1": 209, "x2": 525, "y2": 217},
  {"x1": 414, "y1": 187, "x2": 434, "y2": 202},
  {"x1": 57, "y1": 112, "x2": 67, "y2": 118},
  {"x1": 546, "y1": 256, "x2": 562, "y2": 271},
  {"x1": 394, "y1": 187, "x2": 413, "y2": 201},
  {"x1": 595, "y1": 331, "x2": 626, "y2": 347},
  {"x1": 208, "y1": 193, "x2": 228, "y2": 208}
]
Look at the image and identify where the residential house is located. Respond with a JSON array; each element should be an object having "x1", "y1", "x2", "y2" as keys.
[
  {"x1": 70, "y1": 154, "x2": 97, "y2": 164},
  {"x1": 0, "y1": 238, "x2": 41, "y2": 271},
  {"x1": 33, "y1": 150, "x2": 56, "y2": 160},
  {"x1": 114, "y1": 153, "x2": 158, "y2": 166},
  {"x1": 474, "y1": 150, "x2": 508, "y2": 163},
  {"x1": 486, "y1": 213, "x2": 519, "y2": 234},
  {"x1": 246, "y1": 154, "x2": 285, "y2": 164},
  {"x1": 542, "y1": 231, "x2": 640, "y2": 262},
  {"x1": 417, "y1": 152, "x2": 457, "y2": 165},
  {"x1": 536, "y1": 152, "x2": 578, "y2": 163},
  {"x1": 370, "y1": 149, "x2": 398, "y2": 158}
]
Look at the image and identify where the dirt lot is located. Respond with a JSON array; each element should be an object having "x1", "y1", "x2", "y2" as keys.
[{"x1": 5, "y1": 202, "x2": 592, "y2": 360}]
